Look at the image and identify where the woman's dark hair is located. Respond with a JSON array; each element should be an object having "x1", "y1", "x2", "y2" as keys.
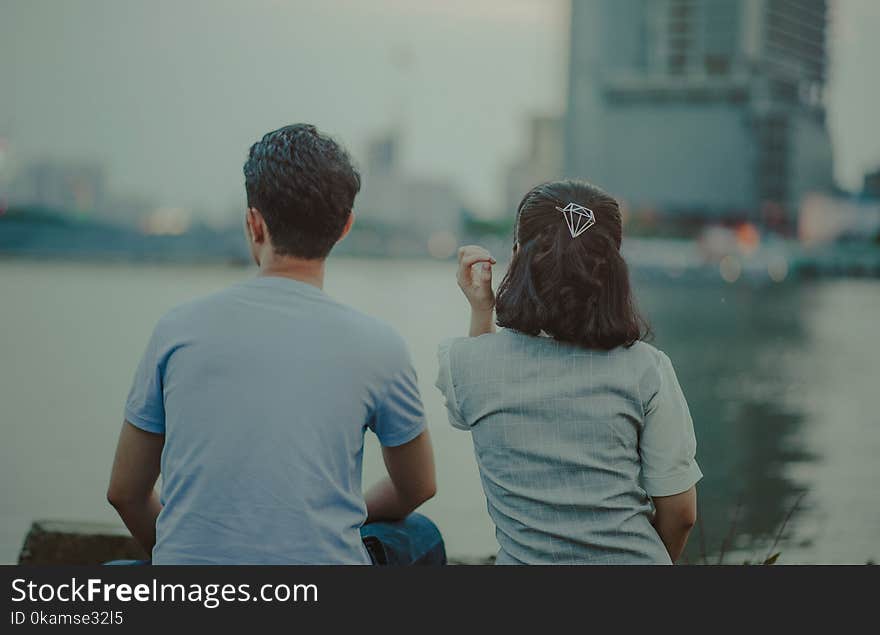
[
  {"x1": 495, "y1": 179, "x2": 650, "y2": 350},
  {"x1": 244, "y1": 123, "x2": 361, "y2": 259}
]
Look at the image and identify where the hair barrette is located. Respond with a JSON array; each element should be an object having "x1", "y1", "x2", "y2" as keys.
[{"x1": 555, "y1": 202, "x2": 596, "y2": 238}]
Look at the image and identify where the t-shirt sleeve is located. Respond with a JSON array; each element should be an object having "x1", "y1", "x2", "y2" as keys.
[
  {"x1": 123, "y1": 324, "x2": 167, "y2": 435},
  {"x1": 369, "y1": 342, "x2": 427, "y2": 447},
  {"x1": 639, "y1": 352, "x2": 703, "y2": 497},
  {"x1": 435, "y1": 339, "x2": 469, "y2": 430}
]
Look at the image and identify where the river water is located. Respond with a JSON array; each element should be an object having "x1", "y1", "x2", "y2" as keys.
[{"x1": 1, "y1": 259, "x2": 878, "y2": 563}]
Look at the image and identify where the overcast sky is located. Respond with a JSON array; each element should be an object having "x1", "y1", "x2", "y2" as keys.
[{"x1": 1, "y1": 0, "x2": 878, "y2": 218}]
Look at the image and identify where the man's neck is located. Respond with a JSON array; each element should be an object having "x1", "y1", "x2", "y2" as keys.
[{"x1": 258, "y1": 255, "x2": 326, "y2": 289}]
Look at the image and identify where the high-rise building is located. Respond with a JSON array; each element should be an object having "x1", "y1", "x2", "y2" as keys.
[
  {"x1": 565, "y1": 0, "x2": 834, "y2": 229},
  {"x1": 357, "y1": 131, "x2": 463, "y2": 242},
  {"x1": 504, "y1": 115, "x2": 564, "y2": 216},
  {"x1": 863, "y1": 167, "x2": 880, "y2": 200}
]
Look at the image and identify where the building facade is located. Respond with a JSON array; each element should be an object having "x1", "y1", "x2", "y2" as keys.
[
  {"x1": 565, "y1": 0, "x2": 834, "y2": 229},
  {"x1": 8, "y1": 159, "x2": 106, "y2": 217},
  {"x1": 504, "y1": 115, "x2": 564, "y2": 216},
  {"x1": 357, "y1": 131, "x2": 463, "y2": 237}
]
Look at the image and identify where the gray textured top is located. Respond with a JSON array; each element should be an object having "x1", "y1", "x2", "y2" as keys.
[{"x1": 436, "y1": 329, "x2": 702, "y2": 564}]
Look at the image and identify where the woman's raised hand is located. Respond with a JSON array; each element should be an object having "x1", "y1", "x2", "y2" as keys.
[{"x1": 456, "y1": 245, "x2": 497, "y2": 313}]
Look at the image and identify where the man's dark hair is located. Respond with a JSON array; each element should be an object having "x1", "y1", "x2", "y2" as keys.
[
  {"x1": 495, "y1": 179, "x2": 651, "y2": 350},
  {"x1": 243, "y1": 124, "x2": 361, "y2": 259}
]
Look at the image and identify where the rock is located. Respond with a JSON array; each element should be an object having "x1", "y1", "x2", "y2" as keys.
[{"x1": 18, "y1": 520, "x2": 147, "y2": 565}]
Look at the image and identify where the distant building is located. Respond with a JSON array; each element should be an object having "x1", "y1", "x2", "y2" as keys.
[
  {"x1": 504, "y1": 116, "x2": 564, "y2": 216},
  {"x1": 100, "y1": 192, "x2": 158, "y2": 226},
  {"x1": 9, "y1": 159, "x2": 106, "y2": 216},
  {"x1": 863, "y1": 167, "x2": 880, "y2": 200},
  {"x1": 565, "y1": 0, "x2": 834, "y2": 230},
  {"x1": 799, "y1": 193, "x2": 880, "y2": 245},
  {"x1": 357, "y1": 131, "x2": 462, "y2": 253}
]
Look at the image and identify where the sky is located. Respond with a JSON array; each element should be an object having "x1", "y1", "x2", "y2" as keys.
[{"x1": 1, "y1": 0, "x2": 878, "y2": 219}]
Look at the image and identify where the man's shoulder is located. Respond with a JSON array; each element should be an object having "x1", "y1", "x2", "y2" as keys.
[
  {"x1": 326, "y1": 299, "x2": 396, "y2": 335},
  {"x1": 155, "y1": 287, "x2": 232, "y2": 327},
  {"x1": 334, "y1": 304, "x2": 410, "y2": 359},
  {"x1": 148, "y1": 285, "x2": 248, "y2": 345},
  {"x1": 152, "y1": 282, "x2": 410, "y2": 361}
]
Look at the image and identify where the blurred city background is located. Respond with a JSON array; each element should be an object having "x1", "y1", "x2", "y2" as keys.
[{"x1": 1, "y1": 0, "x2": 879, "y2": 563}]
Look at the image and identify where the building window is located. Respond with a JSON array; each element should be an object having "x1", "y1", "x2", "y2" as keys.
[{"x1": 705, "y1": 54, "x2": 730, "y2": 75}]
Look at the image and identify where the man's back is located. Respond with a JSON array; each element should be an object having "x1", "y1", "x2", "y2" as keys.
[{"x1": 124, "y1": 276, "x2": 426, "y2": 564}]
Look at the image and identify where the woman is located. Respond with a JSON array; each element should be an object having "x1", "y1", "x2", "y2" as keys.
[{"x1": 436, "y1": 179, "x2": 702, "y2": 564}]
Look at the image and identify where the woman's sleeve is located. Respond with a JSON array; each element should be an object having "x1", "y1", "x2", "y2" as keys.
[
  {"x1": 639, "y1": 352, "x2": 703, "y2": 497},
  {"x1": 435, "y1": 339, "x2": 470, "y2": 430}
]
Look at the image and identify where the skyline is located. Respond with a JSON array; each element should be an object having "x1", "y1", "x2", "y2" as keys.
[{"x1": 2, "y1": 0, "x2": 879, "y2": 220}]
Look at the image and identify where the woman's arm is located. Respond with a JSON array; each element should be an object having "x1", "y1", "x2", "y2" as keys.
[
  {"x1": 469, "y1": 306, "x2": 495, "y2": 337},
  {"x1": 456, "y1": 245, "x2": 496, "y2": 337},
  {"x1": 651, "y1": 486, "x2": 697, "y2": 563}
]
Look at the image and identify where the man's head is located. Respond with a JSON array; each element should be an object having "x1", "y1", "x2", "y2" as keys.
[{"x1": 243, "y1": 124, "x2": 361, "y2": 262}]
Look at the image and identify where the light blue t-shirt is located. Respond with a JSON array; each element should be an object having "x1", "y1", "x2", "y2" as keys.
[{"x1": 124, "y1": 276, "x2": 426, "y2": 564}]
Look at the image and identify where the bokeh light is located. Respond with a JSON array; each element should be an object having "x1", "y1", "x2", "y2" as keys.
[
  {"x1": 427, "y1": 231, "x2": 458, "y2": 259},
  {"x1": 719, "y1": 255, "x2": 742, "y2": 283},
  {"x1": 768, "y1": 256, "x2": 789, "y2": 282}
]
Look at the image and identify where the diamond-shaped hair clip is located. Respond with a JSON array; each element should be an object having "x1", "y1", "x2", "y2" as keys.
[{"x1": 555, "y1": 202, "x2": 596, "y2": 238}]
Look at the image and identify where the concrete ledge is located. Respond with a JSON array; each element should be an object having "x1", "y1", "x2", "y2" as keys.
[
  {"x1": 18, "y1": 520, "x2": 147, "y2": 565},
  {"x1": 17, "y1": 520, "x2": 494, "y2": 565}
]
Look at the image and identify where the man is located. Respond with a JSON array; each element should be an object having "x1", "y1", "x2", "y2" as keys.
[{"x1": 107, "y1": 124, "x2": 443, "y2": 565}]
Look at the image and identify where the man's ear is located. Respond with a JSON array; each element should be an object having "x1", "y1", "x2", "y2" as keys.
[
  {"x1": 246, "y1": 208, "x2": 267, "y2": 245},
  {"x1": 337, "y1": 211, "x2": 355, "y2": 243}
]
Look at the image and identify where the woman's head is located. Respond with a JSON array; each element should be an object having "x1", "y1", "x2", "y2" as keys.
[{"x1": 495, "y1": 179, "x2": 649, "y2": 350}]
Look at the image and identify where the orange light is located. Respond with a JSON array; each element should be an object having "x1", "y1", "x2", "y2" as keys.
[{"x1": 735, "y1": 223, "x2": 760, "y2": 255}]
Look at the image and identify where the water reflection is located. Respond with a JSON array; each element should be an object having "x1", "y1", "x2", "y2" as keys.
[{"x1": 637, "y1": 277, "x2": 842, "y2": 562}]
